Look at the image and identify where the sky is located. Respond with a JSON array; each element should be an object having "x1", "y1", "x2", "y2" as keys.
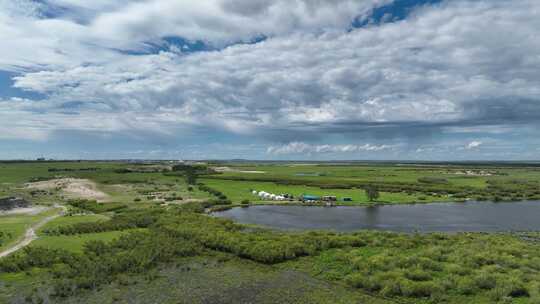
[{"x1": 0, "y1": 0, "x2": 539, "y2": 161}]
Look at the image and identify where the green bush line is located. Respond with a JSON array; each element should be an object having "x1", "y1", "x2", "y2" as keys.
[
  {"x1": 43, "y1": 210, "x2": 161, "y2": 236},
  {"x1": 197, "y1": 183, "x2": 232, "y2": 204},
  {"x1": 67, "y1": 199, "x2": 128, "y2": 214},
  {"x1": 158, "y1": 212, "x2": 373, "y2": 264}
]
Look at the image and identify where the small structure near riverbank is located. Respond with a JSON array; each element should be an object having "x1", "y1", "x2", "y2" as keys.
[
  {"x1": 253, "y1": 190, "x2": 291, "y2": 201},
  {"x1": 322, "y1": 196, "x2": 337, "y2": 202},
  {"x1": 300, "y1": 194, "x2": 320, "y2": 203}
]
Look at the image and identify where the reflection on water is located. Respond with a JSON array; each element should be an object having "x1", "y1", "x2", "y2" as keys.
[{"x1": 213, "y1": 201, "x2": 540, "y2": 232}]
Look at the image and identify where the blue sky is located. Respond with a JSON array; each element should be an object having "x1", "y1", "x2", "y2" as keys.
[{"x1": 1, "y1": 0, "x2": 539, "y2": 160}]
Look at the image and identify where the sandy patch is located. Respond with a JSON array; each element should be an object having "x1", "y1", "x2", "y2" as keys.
[
  {"x1": 183, "y1": 199, "x2": 206, "y2": 203},
  {"x1": 26, "y1": 178, "x2": 110, "y2": 202},
  {"x1": 213, "y1": 167, "x2": 266, "y2": 174}
]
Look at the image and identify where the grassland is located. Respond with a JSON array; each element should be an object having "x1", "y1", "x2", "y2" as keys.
[
  {"x1": 202, "y1": 162, "x2": 540, "y2": 204},
  {"x1": 1, "y1": 160, "x2": 540, "y2": 303},
  {"x1": 36, "y1": 214, "x2": 110, "y2": 234},
  {"x1": 0, "y1": 208, "x2": 61, "y2": 251},
  {"x1": 30, "y1": 231, "x2": 132, "y2": 253},
  {"x1": 201, "y1": 178, "x2": 441, "y2": 204}
]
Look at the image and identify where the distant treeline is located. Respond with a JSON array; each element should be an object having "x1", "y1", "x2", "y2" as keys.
[{"x1": 48, "y1": 167, "x2": 100, "y2": 172}]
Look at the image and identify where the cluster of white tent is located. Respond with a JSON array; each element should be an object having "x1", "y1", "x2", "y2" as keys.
[{"x1": 252, "y1": 190, "x2": 288, "y2": 201}]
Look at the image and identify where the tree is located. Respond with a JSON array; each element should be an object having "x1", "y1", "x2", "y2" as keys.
[
  {"x1": 185, "y1": 169, "x2": 197, "y2": 185},
  {"x1": 365, "y1": 186, "x2": 380, "y2": 202}
]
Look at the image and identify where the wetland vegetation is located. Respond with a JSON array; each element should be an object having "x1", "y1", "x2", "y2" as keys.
[{"x1": 1, "y1": 160, "x2": 540, "y2": 303}]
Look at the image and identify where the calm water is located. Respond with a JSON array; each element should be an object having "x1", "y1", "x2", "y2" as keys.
[{"x1": 213, "y1": 201, "x2": 540, "y2": 232}]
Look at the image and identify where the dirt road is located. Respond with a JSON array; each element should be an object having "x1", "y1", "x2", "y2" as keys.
[{"x1": 0, "y1": 205, "x2": 66, "y2": 259}]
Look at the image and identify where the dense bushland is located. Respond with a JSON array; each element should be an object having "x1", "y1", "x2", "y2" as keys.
[
  {"x1": 312, "y1": 233, "x2": 540, "y2": 302},
  {"x1": 67, "y1": 199, "x2": 128, "y2": 214},
  {"x1": 158, "y1": 211, "x2": 366, "y2": 264},
  {"x1": 0, "y1": 230, "x2": 201, "y2": 297},
  {"x1": 3, "y1": 205, "x2": 540, "y2": 302}
]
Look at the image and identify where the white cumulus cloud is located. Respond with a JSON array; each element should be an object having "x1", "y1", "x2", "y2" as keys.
[
  {"x1": 465, "y1": 141, "x2": 483, "y2": 150},
  {"x1": 0, "y1": 0, "x2": 540, "y2": 155},
  {"x1": 267, "y1": 142, "x2": 394, "y2": 155}
]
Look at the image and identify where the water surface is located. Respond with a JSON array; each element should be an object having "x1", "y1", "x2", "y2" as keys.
[{"x1": 213, "y1": 201, "x2": 540, "y2": 232}]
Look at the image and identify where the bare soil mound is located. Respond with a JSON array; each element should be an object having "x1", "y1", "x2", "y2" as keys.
[{"x1": 26, "y1": 178, "x2": 110, "y2": 202}]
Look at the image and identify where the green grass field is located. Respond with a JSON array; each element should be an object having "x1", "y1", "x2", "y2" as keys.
[
  {"x1": 2, "y1": 161, "x2": 540, "y2": 303},
  {"x1": 31, "y1": 214, "x2": 135, "y2": 252},
  {"x1": 201, "y1": 178, "x2": 442, "y2": 204},
  {"x1": 0, "y1": 208, "x2": 61, "y2": 251},
  {"x1": 31, "y1": 230, "x2": 138, "y2": 253},
  {"x1": 202, "y1": 163, "x2": 540, "y2": 204},
  {"x1": 206, "y1": 163, "x2": 494, "y2": 188},
  {"x1": 36, "y1": 214, "x2": 110, "y2": 234},
  {"x1": 3, "y1": 161, "x2": 540, "y2": 207}
]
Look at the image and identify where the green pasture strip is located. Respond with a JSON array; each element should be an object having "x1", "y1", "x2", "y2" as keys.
[
  {"x1": 30, "y1": 230, "x2": 141, "y2": 253},
  {"x1": 0, "y1": 208, "x2": 61, "y2": 251},
  {"x1": 201, "y1": 178, "x2": 440, "y2": 204},
  {"x1": 0, "y1": 161, "x2": 125, "y2": 184},
  {"x1": 36, "y1": 214, "x2": 110, "y2": 234},
  {"x1": 211, "y1": 163, "x2": 540, "y2": 190}
]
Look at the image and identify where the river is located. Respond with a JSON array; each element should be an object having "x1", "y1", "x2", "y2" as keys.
[{"x1": 213, "y1": 201, "x2": 540, "y2": 232}]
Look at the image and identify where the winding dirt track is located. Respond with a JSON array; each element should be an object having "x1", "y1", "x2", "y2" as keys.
[{"x1": 0, "y1": 205, "x2": 66, "y2": 259}]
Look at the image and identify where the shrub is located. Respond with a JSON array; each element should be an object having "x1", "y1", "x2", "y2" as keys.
[
  {"x1": 344, "y1": 273, "x2": 365, "y2": 288},
  {"x1": 376, "y1": 271, "x2": 406, "y2": 296},
  {"x1": 405, "y1": 268, "x2": 432, "y2": 281},
  {"x1": 361, "y1": 276, "x2": 383, "y2": 292},
  {"x1": 380, "y1": 280, "x2": 405, "y2": 297},
  {"x1": 473, "y1": 272, "x2": 497, "y2": 290},
  {"x1": 418, "y1": 177, "x2": 448, "y2": 184},
  {"x1": 457, "y1": 277, "x2": 478, "y2": 295},
  {"x1": 241, "y1": 200, "x2": 250, "y2": 205},
  {"x1": 401, "y1": 280, "x2": 441, "y2": 298},
  {"x1": 446, "y1": 264, "x2": 471, "y2": 276},
  {"x1": 499, "y1": 278, "x2": 529, "y2": 298}
]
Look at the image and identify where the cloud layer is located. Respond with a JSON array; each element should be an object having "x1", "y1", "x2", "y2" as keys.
[
  {"x1": 1, "y1": 0, "x2": 540, "y2": 159},
  {"x1": 267, "y1": 142, "x2": 394, "y2": 155}
]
